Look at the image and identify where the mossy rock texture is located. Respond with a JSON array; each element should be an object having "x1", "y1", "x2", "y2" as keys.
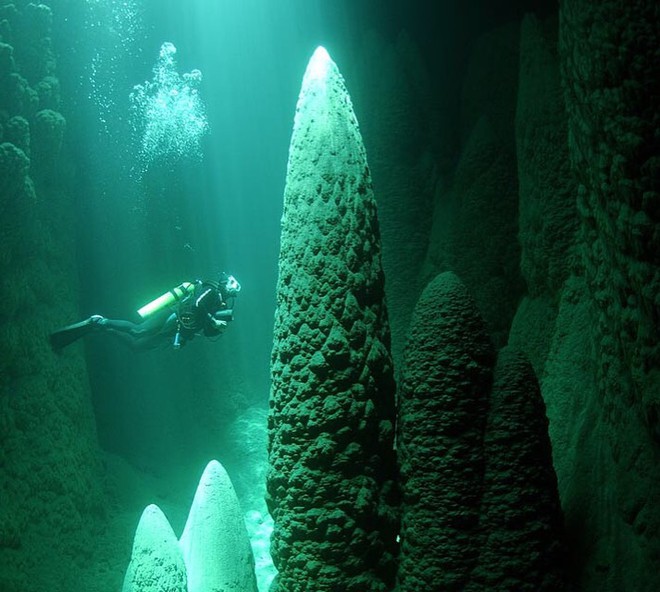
[
  {"x1": 397, "y1": 271, "x2": 495, "y2": 591},
  {"x1": 468, "y1": 347, "x2": 566, "y2": 591},
  {"x1": 0, "y1": 5, "x2": 104, "y2": 589},
  {"x1": 561, "y1": 0, "x2": 659, "y2": 425},
  {"x1": 559, "y1": 1, "x2": 660, "y2": 588},
  {"x1": 267, "y1": 47, "x2": 398, "y2": 592}
]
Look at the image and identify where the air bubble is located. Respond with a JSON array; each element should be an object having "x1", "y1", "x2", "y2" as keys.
[{"x1": 130, "y1": 42, "x2": 209, "y2": 175}]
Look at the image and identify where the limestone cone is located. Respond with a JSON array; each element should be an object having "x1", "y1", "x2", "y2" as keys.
[
  {"x1": 397, "y1": 271, "x2": 495, "y2": 591},
  {"x1": 121, "y1": 504, "x2": 187, "y2": 592},
  {"x1": 267, "y1": 46, "x2": 398, "y2": 591},
  {"x1": 468, "y1": 347, "x2": 566, "y2": 591},
  {"x1": 179, "y1": 459, "x2": 258, "y2": 592}
]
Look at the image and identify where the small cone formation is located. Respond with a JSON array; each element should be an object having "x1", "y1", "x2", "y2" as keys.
[{"x1": 122, "y1": 460, "x2": 257, "y2": 592}]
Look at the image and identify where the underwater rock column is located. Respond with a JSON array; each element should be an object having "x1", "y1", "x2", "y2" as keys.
[
  {"x1": 397, "y1": 272, "x2": 495, "y2": 591},
  {"x1": 468, "y1": 347, "x2": 566, "y2": 591},
  {"x1": 1, "y1": 4, "x2": 105, "y2": 590},
  {"x1": 560, "y1": 0, "x2": 659, "y2": 423},
  {"x1": 179, "y1": 460, "x2": 258, "y2": 592},
  {"x1": 560, "y1": 1, "x2": 660, "y2": 589},
  {"x1": 267, "y1": 46, "x2": 398, "y2": 592},
  {"x1": 122, "y1": 504, "x2": 187, "y2": 592}
]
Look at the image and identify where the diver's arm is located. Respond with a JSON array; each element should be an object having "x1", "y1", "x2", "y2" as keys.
[
  {"x1": 195, "y1": 286, "x2": 219, "y2": 310},
  {"x1": 203, "y1": 309, "x2": 234, "y2": 335}
]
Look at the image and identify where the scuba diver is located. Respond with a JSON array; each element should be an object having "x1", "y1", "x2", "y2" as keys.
[{"x1": 50, "y1": 273, "x2": 241, "y2": 352}]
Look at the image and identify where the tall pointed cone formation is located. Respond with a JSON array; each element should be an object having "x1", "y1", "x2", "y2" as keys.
[
  {"x1": 179, "y1": 460, "x2": 258, "y2": 592},
  {"x1": 267, "y1": 46, "x2": 398, "y2": 591},
  {"x1": 122, "y1": 504, "x2": 187, "y2": 592}
]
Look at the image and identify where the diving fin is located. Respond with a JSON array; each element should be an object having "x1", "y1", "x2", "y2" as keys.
[{"x1": 49, "y1": 316, "x2": 104, "y2": 352}]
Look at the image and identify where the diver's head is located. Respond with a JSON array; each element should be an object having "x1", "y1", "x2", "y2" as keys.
[{"x1": 220, "y1": 273, "x2": 241, "y2": 299}]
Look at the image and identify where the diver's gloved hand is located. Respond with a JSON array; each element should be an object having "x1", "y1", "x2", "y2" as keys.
[{"x1": 209, "y1": 315, "x2": 228, "y2": 330}]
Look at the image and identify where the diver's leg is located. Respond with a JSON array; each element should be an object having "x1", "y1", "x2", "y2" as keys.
[
  {"x1": 89, "y1": 317, "x2": 144, "y2": 350},
  {"x1": 50, "y1": 314, "x2": 171, "y2": 352},
  {"x1": 99, "y1": 318, "x2": 139, "y2": 333},
  {"x1": 130, "y1": 313, "x2": 178, "y2": 350},
  {"x1": 101, "y1": 313, "x2": 176, "y2": 350}
]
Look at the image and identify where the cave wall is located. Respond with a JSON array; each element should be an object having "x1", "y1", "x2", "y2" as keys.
[
  {"x1": 264, "y1": 4, "x2": 658, "y2": 587},
  {"x1": 421, "y1": 23, "x2": 525, "y2": 348},
  {"x1": 419, "y1": 3, "x2": 659, "y2": 591},
  {"x1": 508, "y1": 14, "x2": 578, "y2": 374},
  {"x1": 557, "y1": 0, "x2": 660, "y2": 588},
  {"x1": 0, "y1": 3, "x2": 106, "y2": 590},
  {"x1": 1, "y1": 1, "x2": 657, "y2": 590}
]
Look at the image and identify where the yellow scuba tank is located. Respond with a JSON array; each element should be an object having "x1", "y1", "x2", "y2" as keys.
[{"x1": 137, "y1": 282, "x2": 195, "y2": 319}]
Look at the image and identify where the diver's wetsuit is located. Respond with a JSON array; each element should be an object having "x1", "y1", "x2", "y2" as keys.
[
  {"x1": 50, "y1": 280, "x2": 233, "y2": 352},
  {"x1": 99, "y1": 282, "x2": 230, "y2": 350},
  {"x1": 172, "y1": 281, "x2": 230, "y2": 346},
  {"x1": 96, "y1": 311, "x2": 178, "y2": 350}
]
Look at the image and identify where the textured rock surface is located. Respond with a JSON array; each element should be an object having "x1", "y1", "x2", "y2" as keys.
[
  {"x1": 31, "y1": 108, "x2": 66, "y2": 172},
  {"x1": 0, "y1": 4, "x2": 104, "y2": 590},
  {"x1": 561, "y1": 0, "x2": 659, "y2": 436},
  {"x1": 397, "y1": 271, "x2": 495, "y2": 591},
  {"x1": 539, "y1": 276, "x2": 603, "y2": 584},
  {"x1": 508, "y1": 294, "x2": 558, "y2": 377},
  {"x1": 179, "y1": 460, "x2": 258, "y2": 592},
  {"x1": 468, "y1": 347, "x2": 566, "y2": 591},
  {"x1": 0, "y1": 2, "x2": 52, "y2": 118},
  {"x1": 267, "y1": 46, "x2": 398, "y2": 592},
  {"x1": 508, "y1": 11, "x2": 581, "y2": 437},
  {"x1": 509, "y1": 14, "x2": 579, "y2": 383},
  {"x1": 558, "y1": 1, "x2": 660, "y2": 589},
  {"x1": 122, "y1": 504, "x2": 187, "y2": 592}
]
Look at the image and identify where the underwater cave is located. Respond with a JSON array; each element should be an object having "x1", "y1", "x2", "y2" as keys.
[{"x1": 0, "y1": 0, "x2": 658, "y2": 591}]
